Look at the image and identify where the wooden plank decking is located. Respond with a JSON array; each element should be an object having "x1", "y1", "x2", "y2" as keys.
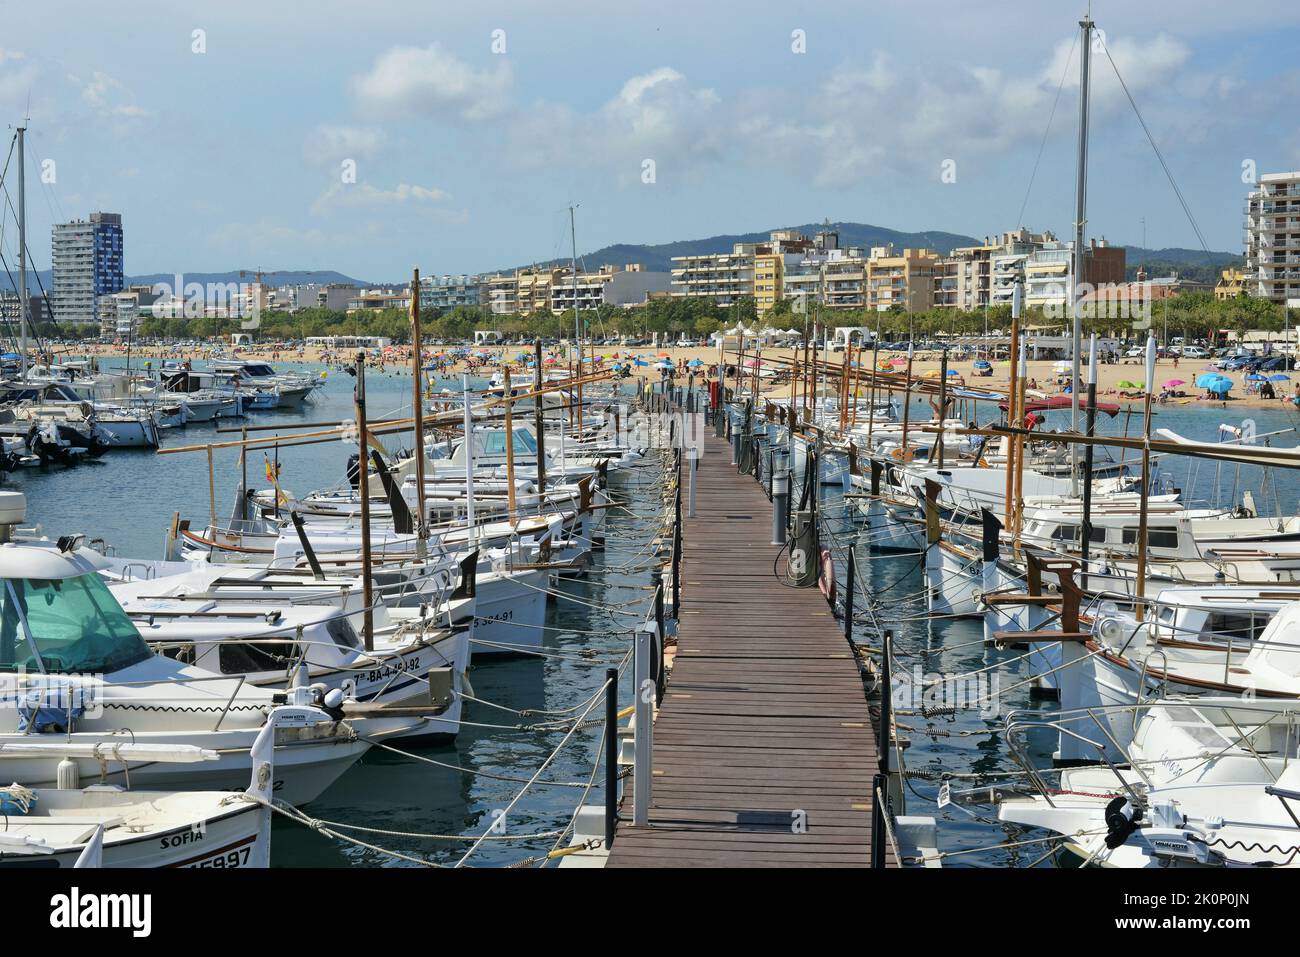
[{"x1": 607, "y1": 429, "x2": 884, "y2": 867}]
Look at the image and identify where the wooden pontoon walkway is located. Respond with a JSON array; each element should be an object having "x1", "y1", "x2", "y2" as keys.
[{"x1": 607, "y1": 430, "x2": 884, "y2": 867}]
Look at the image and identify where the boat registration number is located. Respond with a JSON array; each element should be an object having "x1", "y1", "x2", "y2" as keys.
[
  {"x1": 189, "y1": 847, "x2": 252, "y2": 868},
  {"x1": 363, "y1": 656, "x2": 420, "y2": 683}
]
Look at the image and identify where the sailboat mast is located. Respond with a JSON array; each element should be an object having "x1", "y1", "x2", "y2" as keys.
[
  {"x1": 17, "y1": 122, "x2": 28, "y2": 379},
  {"x1": 1069, "y1": 13, "x2": 1094, "y2": 497},
  {"x1": 410, "y1": 267, "x2": 427, "y2": 549},
  {"x1": 570, "y1": 205, "x2": 582, "y2": 433}
]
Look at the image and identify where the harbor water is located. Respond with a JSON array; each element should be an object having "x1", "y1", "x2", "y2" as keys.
[
  {"x1": 5, "y1": 359, "x2": 646, "y2": 868},
  {"x1": 9, "y1": 360, "x2": 1300, "y2": 866}
]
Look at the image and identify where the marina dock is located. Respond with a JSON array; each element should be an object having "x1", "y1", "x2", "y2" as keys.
[{"x1": 607, "y1": 425, "x2": 886, "y2": 867}]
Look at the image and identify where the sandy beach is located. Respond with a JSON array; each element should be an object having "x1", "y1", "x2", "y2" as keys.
[{"x1": 65, "y1": 341, "x2": 1300, "y2": 412}]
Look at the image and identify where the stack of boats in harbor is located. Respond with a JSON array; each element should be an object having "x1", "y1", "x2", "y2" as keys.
[
  {"x1": 721, "y1": 317, "x2": 1300, "y2": 867},
  {"x1": 702, "y1": 8, "x2": 1300, "y2": 869},
  {"x1": 0, "y1": 347, "x2": 660, "y2": 867},
  {"x1": 0, "y1": 356, "x2": 323, "y2": 467}
]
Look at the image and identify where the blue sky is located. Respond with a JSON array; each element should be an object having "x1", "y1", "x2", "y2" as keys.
[{"x1": 2, "y1": 0, "x2": 1298, "y2": 281}]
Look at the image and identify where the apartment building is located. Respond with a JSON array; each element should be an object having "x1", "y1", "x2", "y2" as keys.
[
  {"x1": 347, "y1": 289, "x2": 412, "y2": 312},
  {"x1": 867, "y1": 247, "x2": 938, "y2": 312},
  {"x1": 670, "y1": 245, "x2": 755, "y2": 306},
  {"x1": 935, "y1": 242, "x2": 996, "y2": 310},
  {"x1": 52, "y1": 212, "x2": 125, "y2": 331},
  {"x1": 1245, "y1": 171, "x2": 1300, "y2": 305},
  {"x1": 516, "y1": 268, "x2": 564, "y2": 314},
  {"x1": 991, "y1": 232, "x2": 1124, "y2": 313},
  {"x1": 486, "y1": 274, "x2": 519, "y2": 315},
  {"x1": 1215, "y1": 268, "x2": 1249, "y2": 300},
  {"x1": 0, "y1": 291, "x2": 52, "y2": 327},
  {"x1": 420, "y1": 274, "x2": 485, "y2": 312},
  {"x1": 987, "y1": 229, "x2": 1058, "y2": 306},
  {"x1": 551, "y1": 263, "x2": 669, "y2": 313}
]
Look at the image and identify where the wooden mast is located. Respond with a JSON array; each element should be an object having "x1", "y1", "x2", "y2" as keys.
[
  {"x1": 1135, "y1": 335, "x2": 1157, "y2": 602},
  {"x1": 354, "y1": 351, "x2": 374, "y2": 651},
  {"x1": 533, "y1": 340, "x2": 547, "y2": 497},
  {"x1": 899, "y1": 342, "x2": 914, "y2": 462},
  {"x1": 1004, "y1": 278, "x2": 1022, "y2": 530},
  {"x1": 503, "y1": 367, "x2": 518, "y2": 524},
  {"x1": 410, "y1": 267, "x2": 427, "y2": 548}
]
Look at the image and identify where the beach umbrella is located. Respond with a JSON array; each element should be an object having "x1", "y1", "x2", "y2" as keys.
[
  {"x1": 687, "y1": 358, "x2": 703, "y2": 367},
  {"x1": 1246, "y1": 373, "x2": 1267, "y2": 381},
  {"x1": 1195, "y1": 373, "x2": 1221, "y2": 388},
  {"x1": 1163, "y1": 379, "x2": 1185, "y2": 387},
  {"x1": 946, "y1": 369, "x2": 960, "y2": 376},
  {"x1": 1117, "y1": 380, "x2": 1141, "y2": 389},
  {"x1": 1270, "y1": 373, "x2": 1291, "y2": 381}
]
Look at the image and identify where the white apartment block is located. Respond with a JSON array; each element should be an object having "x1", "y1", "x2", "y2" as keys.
[
  {"x1": 1246, "y1": 171, "x2": 1300, "y2": 305},
  {"x1": 670, "y1": 244, "x2": 757, "y2": 306},
  {"x1": 51, "y1": 221, "x2": 97, "y2": 323}
]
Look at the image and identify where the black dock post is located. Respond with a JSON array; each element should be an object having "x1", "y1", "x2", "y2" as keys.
[{"x1": 843, "y1": 545, "x2": 856, "y2": 641}]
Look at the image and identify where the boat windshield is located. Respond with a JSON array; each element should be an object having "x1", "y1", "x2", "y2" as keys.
[
  {"x1": 0, "y1": 574, "x2": 151, "y2": 674},
  {"x1": 481, "y1": 429, "x2": 538, "y2": 456}
]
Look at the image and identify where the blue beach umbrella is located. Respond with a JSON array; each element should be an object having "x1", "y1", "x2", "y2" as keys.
[
  {"x1": 687, "y1": 358, "x2": 704, "y2": 367},
  {"x1": 1270, "y1": 373, "x2": 1291, "y2": 381}
]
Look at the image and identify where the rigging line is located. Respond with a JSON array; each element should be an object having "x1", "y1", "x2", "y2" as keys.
[
  {"x1": 1016, "y1": 31, "x2": 1078, "y2": 229},
  {"x1": 1100, "y1": 39, "x2": 1212, "y2": 257}
]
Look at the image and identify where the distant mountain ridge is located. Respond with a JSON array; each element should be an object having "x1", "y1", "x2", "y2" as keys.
[
  {"x1": 500, "y1": 222, "x2": 987, "y2": 274},
  {"x1": 2, "y1": 229, "x2": 1244, "y2": 295}
]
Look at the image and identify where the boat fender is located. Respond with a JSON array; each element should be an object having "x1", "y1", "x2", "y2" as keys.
[
  {"x1": 321, "y1": 687, "x2": 346, "y2": 720},
  {"x1": 1103, "y1": 796, "x2": 1142, "y2": 849},
  {"x1": 818, "y1": 547, "x2": 836, "y2": 604}
]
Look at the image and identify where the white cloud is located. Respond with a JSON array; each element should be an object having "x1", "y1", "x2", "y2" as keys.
[
  {"x1": 734, "y1": 32, "x2": 1197, "y2": 188},
  {"x1": 353, "y1": 43, "x2": 511, "y2": 121},
  {"x1": 305, "y1": 125, "x2": 388, "y2": 163},
  {"x1": 311, "y1": 181, "x2": 451, "y2": 214},
  {"x1": 70, "y1": 70, "x2": 148, "y2": 118},
  {"x1": 212, "y1": 220, "x2": 330, "y2": 249},
  {"x1": 0, "y1": 50, "x2": 37, "y2": 108},
  {"x1": 509, "y1": 67, "x2": 723, "y2": 180}
]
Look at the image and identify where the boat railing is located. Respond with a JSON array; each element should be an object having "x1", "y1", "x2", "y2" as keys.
[
  {"x1": 143, "y1": 612, "x2": 427, "y2": 675},
  {"x1": 1003, "y1": 700, "x2": 1300, "y2": 809},
  {"x1": 21, "y1": 671, "x2": 249, "y2": 733},
  {"x1": 1133, "y1": 649, "x2": 1169, "y2": 731}
]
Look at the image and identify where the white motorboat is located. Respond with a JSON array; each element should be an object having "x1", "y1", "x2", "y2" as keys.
[
  {"x1": 997, "y1": 697, "x2": 1300, "y2": 867},
  {"x1": 0, "y1": 705, "x2": 313, "y2": 868},
  {"x1": 0, "y1": 493, "x2": 427, "y2": 802}
]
